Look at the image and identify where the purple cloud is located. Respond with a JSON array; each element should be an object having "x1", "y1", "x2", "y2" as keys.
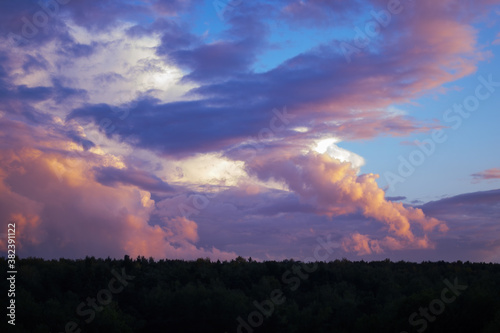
[{"x1": 93, "y1": 166, "x2": 174, "y2": 193}]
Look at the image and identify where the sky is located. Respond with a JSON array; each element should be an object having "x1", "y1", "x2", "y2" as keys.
[{"x1": 0, "y1": 0, "x2": 499, "y2": 263}]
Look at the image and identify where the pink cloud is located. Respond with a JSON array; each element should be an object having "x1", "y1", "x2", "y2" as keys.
[
  {"x1": 0, "y1": 118, "x2": 236, "y2": 261},
  {"x1": 342, "y1": 233, "x2": 434, "y2": 256},
  {"x1": 247, "y1": 151, "x2": 448, "y2": 254},
  {"x1": 472, "y1": 168, "x2": 500, "y2": 182}
]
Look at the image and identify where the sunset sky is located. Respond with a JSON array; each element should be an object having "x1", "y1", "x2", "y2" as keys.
[{"x1": 1, "y1": 0, "x2": 499, "y2": 263}]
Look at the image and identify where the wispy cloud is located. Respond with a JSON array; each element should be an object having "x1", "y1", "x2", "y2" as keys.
[{"x1": 472, "y1": 168, "x2": 500, "y2": 182}]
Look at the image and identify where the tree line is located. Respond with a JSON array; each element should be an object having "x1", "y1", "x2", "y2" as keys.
[{"x1": 1, "y1": 256, "x2": 499, "y2": 332}]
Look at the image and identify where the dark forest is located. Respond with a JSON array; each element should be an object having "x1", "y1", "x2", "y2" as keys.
[{"x1": 2, "y1": 256, "x2": 500, "y2": 333}]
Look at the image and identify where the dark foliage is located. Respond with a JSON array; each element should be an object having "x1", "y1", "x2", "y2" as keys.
[{"x1": 1, "y1": 256, "x2": 500, "y2": 333}]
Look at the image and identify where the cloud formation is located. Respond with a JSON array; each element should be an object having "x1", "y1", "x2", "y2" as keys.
[
  {"x1": 0, "y1": 0, "x2": 498, "y2": 262},
  {"x1": 246, "y1": 151, "x2": 448, "y2": 254},
  {"x1": 0, "y1": 117, "x2": 235, "y2": 260}
]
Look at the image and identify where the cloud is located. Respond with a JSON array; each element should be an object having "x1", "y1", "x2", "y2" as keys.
[
  {"x1": 93, "y1": 166, "x2": 174, "y2": 193},
  {"x1": 280, "y1": 0, "x2": 365, "y2": 28},
  {"x1": 246, "y1": 150, "x2": 448, "y2": 254},
  {"x1": 420, "y1": 189, "x2": 500, "y2": 218},
  {"x1": 70, "y1": 0, "x2": 492, "y2": 157},
  {"x1": 149, "y1": 0, "x2": 204, "y2": 16},
  {"x1": 419, "y1": 189, "x2": 500, "y2": 263},
  {"x1": 53, "y1": 0, "x2": 148, "y2": 30},
  {"x1": 0, "y1": 116, "x2": 235, "y2": 260},
  {"x1": 471, "y1": 168, "x2": 500, "y2": 182},
  {"x1": 168, "y1": 39, "x2": 260, "y2": 83},
  {"x1": 385, "y1": 196, "x2": 407, "y2": 201},
  {"x1": 27, "y1": 0, "x2": 493, "y2": 160}
]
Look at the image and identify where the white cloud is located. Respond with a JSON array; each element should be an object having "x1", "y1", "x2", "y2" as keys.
[
  {"x1": 313, "y1": 137, "x2": 365, "y2": 169},
  {"x1": 11, "y1": 20, "x2": 197, "y2": 109}
]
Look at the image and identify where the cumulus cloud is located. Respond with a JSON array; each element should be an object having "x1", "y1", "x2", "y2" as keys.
[
  {"x1": 246, "y1": 151, "x2": 448, "y2": 254},
  {"x1": 0, "y1": 117, "x2": 235, "y2": 260}
]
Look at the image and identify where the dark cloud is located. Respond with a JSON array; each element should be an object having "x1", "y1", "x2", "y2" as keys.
[
  {"x1": 16, "y1": 85, "x2": 53, "y2": 101},
  {"x1": 67, "y1": 98, "x2": 274, "y2": 156},
  {"x1": 385, "y1": 196, "x2": 407, "y2": 201},
  {"x1": 65, "y1": 130, "x2": 95, "y2": 151},
  {"x1": 0, "y1": 78, "x2": 85, "y2": 121},
  {"x1": 0, "y1": 0, "x2": 74, "y2": 48},
  {"x1": 158, "y1": 8, "x2": 268, "y2": 83},
  {"x1": 419, "y1": 189, "x2": 500, "y2": 262},
  {"x1": 420, "y1": 189, "x2": 500, "y2": 219},
  {"x1": 168, "y1": 39, "x2": 259, "y2": 82},
  {"x1": 93, "y1": 166, "x2": 174, "y2": 193},
  {"x1": 129, "y1": 18, "x2": 198, "y2": 53}
]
